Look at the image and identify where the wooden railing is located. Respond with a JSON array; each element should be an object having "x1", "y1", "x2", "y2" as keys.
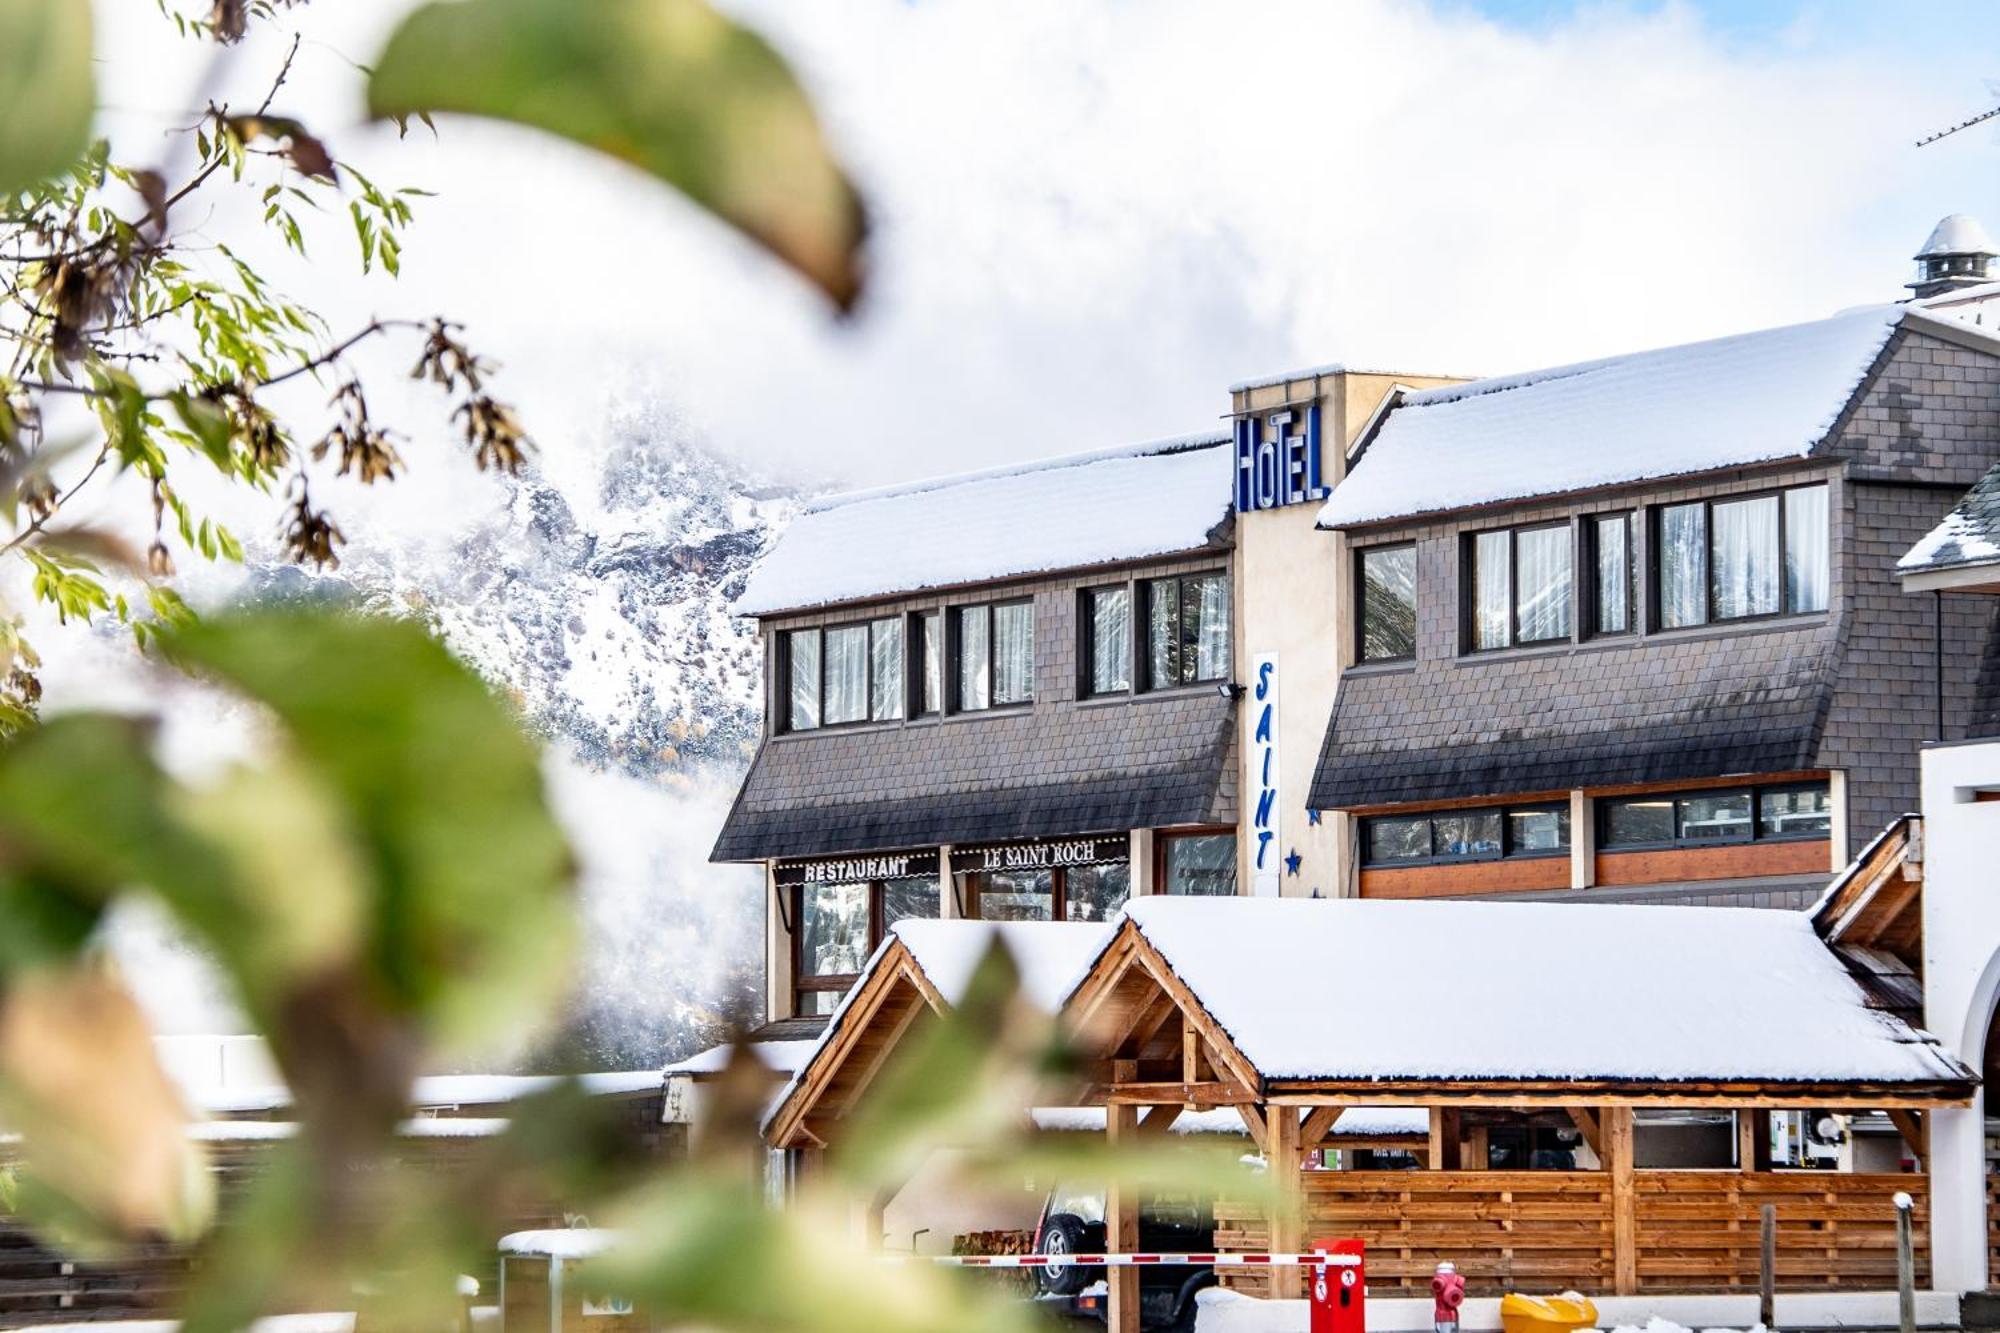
[
  {"x1": 1633, "y1": 1172, "x2": 1926, "y2": 1292},
  {"x1": 1222, "y1": 1171, "x2": 1927, "y2": 1298}
]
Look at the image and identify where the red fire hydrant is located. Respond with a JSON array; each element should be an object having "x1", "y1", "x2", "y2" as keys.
[{"x1": 1431, "y1": 1261, "x2": 1465, "y2": 1333}]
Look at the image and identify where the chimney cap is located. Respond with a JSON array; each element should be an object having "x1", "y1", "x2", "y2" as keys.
[{"x1": 1916, "y1": 213, "x2": 1999, "y2": 260}]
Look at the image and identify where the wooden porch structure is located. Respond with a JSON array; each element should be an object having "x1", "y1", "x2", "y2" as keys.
[{"x1": 1066, "y1": 915, "x2": 1974, "y2": 1333}]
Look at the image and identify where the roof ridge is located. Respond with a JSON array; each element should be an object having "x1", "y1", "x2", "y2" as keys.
[{"x1": 803, "y1": 430, "x2": 1229, "y2": 515}]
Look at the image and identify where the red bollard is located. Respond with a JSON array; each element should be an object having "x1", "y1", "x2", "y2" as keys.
[
  {"x1": 1309, "y1": 1238, "x2": 1365, "y2": 1333},
  {"x1": 1432, "y1": 1261, "x2": 1465, "y2": 1333}
]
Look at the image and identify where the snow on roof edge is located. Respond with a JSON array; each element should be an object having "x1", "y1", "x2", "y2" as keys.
[{"x1": 800, "y1": 431, "x2": 1229, "y2": 517}]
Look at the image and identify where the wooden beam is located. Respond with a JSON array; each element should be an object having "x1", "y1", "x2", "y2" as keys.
[
  {"x1": 1105, "y1": 1082, "x2": 1258, "y2": 1107},
  {"x1": 1234, "y1": 1103, "x2": 1268, "y2": 1152},
  {"x1": 836, "y1": 990, "x2": 926, "y2": 1117},
  {"x1": 1737, "y1": 1108, "x2": 1757, "y2": 1174},
  {"x1": 1888, "y1": 1109, "x2": 1928, "y2": 1163},
  {"x1": 1607, "y1": 1106, "x2": 1636, "y2": 1296},
  {"x1": 1428, "y1": 1108, "x2": 1462, "y2": 1170},
  {"x1": 1120, "y1": 990, "x2": 1180, "y2": 1059},
  {"x1": 1138, "y1": 1104, "x2": 1185, "y2": 1138},
  {"x1": 1568, "y1": 1106, "x2": 1603, "y2": 1157},
  {"x1": 1261, "y1": 1078, "x2": 1973, "y2": 1108},
  {"x1": 1465, "y1": 1123, "x2": 1489, "y2": 1171},
  {"x1": 1267, "y1": 1104, "x2": 1303, "y2": 1299},
  {"x1": 1299, "y1": 1105, "x2": 1342, "y2": 1151},
  {"x1": 1107, "y1": 1072, "x2": 1139, "y2": 1333}
]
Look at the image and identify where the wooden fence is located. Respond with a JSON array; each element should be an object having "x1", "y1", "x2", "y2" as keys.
[{"x1": 1219, "y1": 1170, "x2": 1927, "y2": 1298}]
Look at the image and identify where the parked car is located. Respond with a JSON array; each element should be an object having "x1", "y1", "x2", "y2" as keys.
[{"x1": 1029, "y1": 1182, "x2": 1216, "y2": 1333}]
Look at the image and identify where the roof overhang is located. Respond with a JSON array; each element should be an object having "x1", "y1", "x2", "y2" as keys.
[{"x1": 1901, "y1": 561, "x2": 2000, "y2": 595}]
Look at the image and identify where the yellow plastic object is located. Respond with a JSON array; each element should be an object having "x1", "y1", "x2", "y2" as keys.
[{"x1": 1499, "y1": 1292, "x2": 1599, "y2": 1333}]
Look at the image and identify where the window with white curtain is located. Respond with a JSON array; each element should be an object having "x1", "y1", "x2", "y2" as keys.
[
  {"x1": 1654, "y1": 483, "x2": 1827, "y2": 629},
  {"x1": 782, "y1": 620, "x2": 904, "y2": 731},
  {"x1": 1145, "y1": 572, "x2": 1231, "y2": 687},
  {"x1": 1085, "y1": 586, "x2": 1133, "y2": 696},
  {"x1": 1589, "y1": 512, "x2": 1639, "y2": 636},
  {"x1": 1784, "y1": 486, "x2": 1829, "y2": 613},
  {"x1": 916, "y1": 611, "x2": 942, "y2": 715},
  {"x1": 953, "y1": 600, "x2": 1033, "y2": 711},
  {"x1": 1466, "y1": 523, "x2": 1572, "y2": 651}
]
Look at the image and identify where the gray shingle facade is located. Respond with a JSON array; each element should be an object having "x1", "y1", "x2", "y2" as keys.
[
  {"x1": 712, "y1": 553, "x2": 1239, "y2": 862},
  {"x1": 1311, "y1": 325, "x2": 2000, "y2": 848}
]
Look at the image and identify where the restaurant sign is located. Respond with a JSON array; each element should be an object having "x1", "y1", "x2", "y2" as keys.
[
  {"x1": 1234, "y1": 403, "x2": 1328, "y2": 513},
  {"x1": 951, "y1": 836, "x2": 1129, "y2": 874},
  {"x1": 774, "y1": 850, "x2": 940, "y2": 887}
]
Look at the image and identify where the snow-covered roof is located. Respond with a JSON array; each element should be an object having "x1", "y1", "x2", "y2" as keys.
[
  {"x1": 187, "y1": 1118, "x2": 510, "y2": 1142},
  {"x1": 1917, "y1": 213, "x2": 1998, "y2": 258},
  {"x1": 765, "y1": 919, "x2": 1111, "y2": 1132},
  {"x1": 1115, "y1": 897, "x2": 1970, "y2": 1086},
  {"x1": 893, "y1": 918, "x2": 1112, "y2": 1013},
  {"x1": 662, "y1": 1038, "x2": 821, "y2": 1079},
  {"x1": 1317, "y1": 306, "x2": 1972, "y2": 529},
  {"x1": 1898, "y1": 462, "x2": 2000, "y2": 576},
  {"x1": 498, "y1": 1229, "x2": 621, "y2": 1259},
  {"x1": 181, "y1": 1069, "x2": 661, "y2": 1115},
  {"x1": 733, "y1": 434, "x2": 1231, "y2": 616},
  {"x1": 1027, "y1": 1106, "x2": 1426, "y2": 1138}
]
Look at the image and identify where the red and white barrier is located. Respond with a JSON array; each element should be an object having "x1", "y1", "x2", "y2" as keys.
[{"x1": 920, "y1": 1251, "x2": 1362, "y2": 1269}]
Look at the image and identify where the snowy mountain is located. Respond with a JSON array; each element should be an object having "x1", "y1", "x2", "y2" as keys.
[{"x1": 369, "y1": 429, "x2": 798, "y2": 781}]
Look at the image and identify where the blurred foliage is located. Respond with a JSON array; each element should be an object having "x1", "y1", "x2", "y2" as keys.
[
  {"x1": 0, "y1": 0, "x2": 866, "y2": 729},
  {"x1": 0, "y1": 0, "x2": 92, "y2": 196},
  {"x1": 369, "y1": 0, "x2": 868, "y2": 312},
  {"x1": 0, "y1": 604, "x2": 1258, "y2": 1333}
]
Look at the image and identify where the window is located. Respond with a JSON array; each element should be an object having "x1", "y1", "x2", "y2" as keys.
[
  {"x1": 1654, "y1": 484, "x2": 1828, "y2": 629},
  {"x1": 1599, "y1": 782, "x2": 1832, "y2": 850},
  {"x1": 1084, "y1": 586, "x2": 1133, "y2": 696},
  {"x1": 795, "y1": 881, "x2": 869, "y2": 1011},
  {"x1": 966, "y1": 862, "x2": 1130, "y2": 922},
  {"x1": 792, "y1": 873, "x2": 939, "y2": 1015},
  {"x1": 1160, "y1": 833, "x2": 1237, "y2": 896},
  {"x1": 1358, "y1": 544, "x2": 1417, "y2": 662},
  {"x1": 953, "y1": 600, "x2": 1034, "y2": 711},
  {"x1": 914, "y1": 610, "x2": 942, "y2": 716},
  {"x1": 1589, "y1": 512, "x2": 1639, "y2": 636},
  {"x1": 782, "y1": 621, "x2": 905, "y2": 731},
  {"x1": 1145, "y1": 573, "x2": 1230, "y2": 688},
  {"x1": 1467, "y1": 524, "x2": 1573, "y2": 651},
  {"x1": 1360, "y1": 804, "x2": 1570, "y2": 867}
]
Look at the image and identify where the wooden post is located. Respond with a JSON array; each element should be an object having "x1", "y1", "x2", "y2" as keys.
[
  {"x1": 1758, "y1": 1204, "x2": 1776, "y2": 1328},
  {"x1": 1607, "y1": 1107, "x2": 1636, "y2": 1296},
  {"x1": 1465, "y1": 1124, "x2": 1490, "y2": 1171},
  {"x1": 1269, "y1": 1104, "x2": 1304, "y2": 1299},
  {"x1": 1107, "y1": 1063, "x2": 1140, "y2": 1333},
  {"x1": 1428, "y1": 1108, "x2": 1462, "y2": 1170},
  {"x1": 1896, "y1": 1191, "x2": 1916, "y2": 1333}
]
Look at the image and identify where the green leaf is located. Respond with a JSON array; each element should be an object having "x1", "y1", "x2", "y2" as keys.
[
  {"x1": 365, "y1": 0, "x2": 866, "y2": 310},
  {"x1": 0, "y1": 0, "x2": 93, "y2": 198},
  {"x1": 168, "y1": 391, "x2": 234, "y2": 471},
  {"x1": 158, "y1": 608, "x2": 577, "y2": 1056}
]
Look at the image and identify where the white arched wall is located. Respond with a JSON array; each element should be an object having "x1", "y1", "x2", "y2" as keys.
[{"x1": 1920, "y1": 740, "x2": 2000, "y2": 1292}]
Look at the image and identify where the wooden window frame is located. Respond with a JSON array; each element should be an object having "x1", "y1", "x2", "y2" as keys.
[
  {"x1": 1583, "y1": 510, "x2": 1640, "y2": 640},
  {"x1": 1141, "y1": 571, "x2": 1231, "y2": 691},
  {"x1": 1154, "y1": 828, "x2": 1241, "y2": 896},
  {"x1": 1359, "y1": 802, "x2": 1571, "y2": 868},
  {"x1": 966, "y1": 861, "x2": 1132, "y2": 923},
  {"x1": 1462, "y1": 521, "x2": 1576, "y2": 654},
  {"x1": 1649, "y1": 482, "x2": 1829, "y2": 632},
  {"x1": 1355, "y1": 542, "x2": 1419, "y2": 664},
  {"x1": 791, "y1": 875, "x2": 942, "y2": 1014},
  {"x1": 949, "y1": 598, "x2": 1036, "y2": 713},
  {"x1": 1597, "y1": 780, "x2": 1833, "y2": 852}
]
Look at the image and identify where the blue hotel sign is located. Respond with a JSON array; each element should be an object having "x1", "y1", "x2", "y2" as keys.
[{"x1": 1233, "y1": 404, "x2": 1328, "y2": 513}]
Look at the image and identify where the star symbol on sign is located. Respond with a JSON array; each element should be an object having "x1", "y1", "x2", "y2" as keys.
[
  {"x1": 1285, "y1": 850, "x2": 1302, "y2": 876},
  {"x1": 1307, "y1": 809, "x2": 1322, "y2": 826}
]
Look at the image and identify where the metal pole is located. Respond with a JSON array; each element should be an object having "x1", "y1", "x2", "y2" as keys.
[
  {"x1": 1759, "y1": 1204, "x2": 1776, "y2": 1330},
  {"x1": 1896, "y1": 1191, "x2": 1916, "y2": 1333}
]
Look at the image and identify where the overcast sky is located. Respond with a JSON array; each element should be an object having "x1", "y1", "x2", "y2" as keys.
[{"x1": 86, "y1": 0, "x2": 2000, "y2": 500}]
